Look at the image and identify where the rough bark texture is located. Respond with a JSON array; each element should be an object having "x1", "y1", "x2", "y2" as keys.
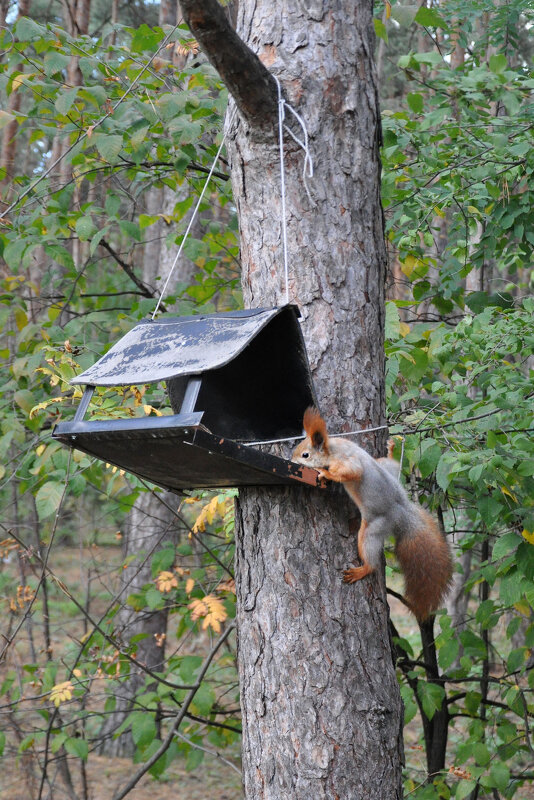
[
  {"x1": 226, "y1": 1, "x2": 402, "y2": 797},
  {"x1": 181, "y1": 0, "x2": 404, "y2": 796},
  {"x1": 179, "y1": 0, "x2": 278, "y2": 127},
  {"x1": 0, "y1": 0, "x2": 32, "y2": 200}
]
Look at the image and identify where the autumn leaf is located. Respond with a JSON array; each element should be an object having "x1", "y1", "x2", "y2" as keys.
[
  {"x1": 155, "y1": 571, "x2": 178, "y2": 593},
  {"x1": 50, "y1": 680, "x2": 73, "y2": 707},
  {"x1": 188, "y1": 594, "x2": 227, "y2": 633},
  {"x1": 192, "y1": 494, "x2": 231, "y2": 533}
]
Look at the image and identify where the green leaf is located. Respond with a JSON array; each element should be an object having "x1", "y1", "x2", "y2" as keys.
[
  {"x1": 151, "y1": 546, "x2": 175, "y2": 576},
  {"x1": 131, "y1": 711, "x2": 156, "y2": 748},
  {"x1": 414, "y1": 6, "x2": 448, "y2": 28},
  {"x1": 385, "y1": 301, "x2": 400, "y2": 339},
  {"x1": 179, "y1": 655, "x2": 202, "y2": 684},
  {"x1": 55, "y1": 88, "x2": 79, "y2": 116},
  {"x1": 44, "y1": 244, "x2": 75, "y2": 270},
  {"x1": 407, "y1": 93, "x2": 423, "y2": 114},
  {"x1": 43, "y1": 51, "x2": 70, "y2": 77},
  {"x1": 437, "y1": 635, "x2": 459, "y2": 671},
  {"x1": 489, "y1": 54, "x2": 507, "y2": 74},
  {"x1": 75, "y1": 216, "x2": 96, "y2": 241},
  {"x1": 130, "y1": 24, "x2": 163, "y2": 53},
  {"x1": 436, "y1": 454, "x2": 453, "y2": 490},
  {"x1": 0, "y1": 730, "x2": 5, "y2": 756},
  {"x1": 15, "y1": 16, "x2": 44, "y2": 39},
  {"x1": 89, "y1": 228, "x2": 108, "y2": 256},
  {"x1": 390, "y1": 5, "x2": 417, "y2": 26},
  {"x1": 456, "y1": 780, "x2": 477, "y2": 800},
  {"x1": 489, "y1": 762, "x2": 510, "y2": 793},
  {"x1": 3, "y1": 239, "x2": 26, "y2": 269},
  {"x1": 507, "y1": 647, "x2": 527, "y2": 673},
  {"x1": 373, "y1": 18, "x2": 388, "y2": 42},
  {"x1": 418, "y1": 442, "x2": 441, "y2": 479},
  {"x1": 0, "y1": 110, "x2": 16, "y2": 129},
  {"x1": 459, "y1": 630, "x2": 487, "y2": 659},
  {"x1": 145, "y1": 587, "x2": 165, "y2": 610},
  {"x1": 14, "y1": 389, "x2": 34, "y2": 414},
  {"x1": 417, "y1": 682, "x2": 445, "y2": 720},
  {"x1": 50, "y1": 731, "x2": 68, "y2": 754},
  {"x1": 500, "y1": 571, "x2": 527, "y2": 606},
  {"x1": 64, "y1": 737, "x2": 89, "y2": 761},
  {"x1": 190, "y1": 683, "x2": 215, "y2": 716},
  {"x1": 119, "y1": 220, "x2": 141, "y2": 241},
  {"x1": 94, "y1": 134, "x2": 123, "y2": 163},
  {"x1": 186, "y1": 746, "x2": 204, "y2": 772},
  {"x1": 492, "y1": 532, "x2": 521, "y2": 560},
  {"x1": 35, "y1": 481, "x2": 64, "y2": 521},
  {"x1": 473, "y1": 742, "x2": 490, "y2": 766}
]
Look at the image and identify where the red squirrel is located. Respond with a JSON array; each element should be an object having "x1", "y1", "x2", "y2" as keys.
[{"x1": 292, "y1": 408, "x2": 453, "y2": 622}]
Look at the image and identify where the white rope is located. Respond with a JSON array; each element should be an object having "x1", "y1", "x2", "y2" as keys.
[
  {"x1": 276, "y1": 76, "x2": 290, "y2": 306},
  {"x1": 152, "y1": 108, "x2": 236, "y2": 320},
  {"x1": 244, "y1": 424, "x2": 390, "y2": 447},
  {"x1": 274, "y1": 75, "x2": 314, "y2": 306}
]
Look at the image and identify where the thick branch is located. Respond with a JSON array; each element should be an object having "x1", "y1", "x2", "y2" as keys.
[{"x1": 178, "y1": 0, "x2": 278, "y2": 128}]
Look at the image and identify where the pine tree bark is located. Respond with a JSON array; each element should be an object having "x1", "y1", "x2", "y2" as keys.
[{"x1": 180, "y1": 1, "x2": 404, "y2": 797}]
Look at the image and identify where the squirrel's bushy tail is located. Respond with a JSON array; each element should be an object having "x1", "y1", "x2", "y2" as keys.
[{"x1": 395, "y1": 508, "x2": 453, "y2": 622}]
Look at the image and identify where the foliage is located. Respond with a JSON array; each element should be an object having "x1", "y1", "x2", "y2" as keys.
[
  {"x1": 0, "y1": 8, "x2": 241, "y2": 795},
  {"x1": 0, "y1": 0, "x2": 533, "y2": 798},
  {"x1": 378, "y1": 0, "x2": 534, "y2": 795}
]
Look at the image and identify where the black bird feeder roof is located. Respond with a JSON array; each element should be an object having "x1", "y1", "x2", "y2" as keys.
[{"x1": 52, "y1": 305, "x2": 322, "y2": 493}]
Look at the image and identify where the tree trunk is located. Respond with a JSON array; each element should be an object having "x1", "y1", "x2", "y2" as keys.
[
  {"x1": 180, "y1": 0, "x2": 404, "y2": 796},
  {"x1": 0, "y1": 0, "x2": 32, "y2": 203}
]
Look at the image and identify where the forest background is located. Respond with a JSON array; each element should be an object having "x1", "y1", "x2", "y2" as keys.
[{"x1": 0, "y1": 0, "x2": 533, "y2": 799}]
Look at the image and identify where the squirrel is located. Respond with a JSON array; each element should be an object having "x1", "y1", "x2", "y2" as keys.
[{"x1": 292, "y1": 408, "x2": 453, "y2": 622}]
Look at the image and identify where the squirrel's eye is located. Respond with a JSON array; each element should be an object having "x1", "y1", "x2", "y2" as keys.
[{"x1": 301, "y1": 451, "x2": 310, "y2": 459}]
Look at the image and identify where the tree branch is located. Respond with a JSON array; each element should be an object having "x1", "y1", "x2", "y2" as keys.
[
  {"x1": 112, "y1": 624, "x2": 235, "y2": 800},
  {"x1": 99, "y1": 238, "x2": 165, "y2": 309},
  {"x1": 178, "y1": 0, "x2": 278, "y2": 128}
]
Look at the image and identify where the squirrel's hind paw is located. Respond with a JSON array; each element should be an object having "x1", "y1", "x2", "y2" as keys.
[{"x1": 343, "y1": 565, "x2": 372, "y2": 583}]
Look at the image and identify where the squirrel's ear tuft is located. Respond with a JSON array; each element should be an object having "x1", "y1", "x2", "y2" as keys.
[{"x1": 303, "y1": 407, "x2": 329, "y2": 452}]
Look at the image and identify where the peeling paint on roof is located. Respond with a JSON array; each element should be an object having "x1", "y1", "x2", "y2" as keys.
[{"x1": 72, "y1": 307, "x2": 288, "y2": 387}]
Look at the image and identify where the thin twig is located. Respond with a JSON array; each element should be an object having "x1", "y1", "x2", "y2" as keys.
[{"x1": 111, "y1": 624, "x2": 235, "y2": 800}]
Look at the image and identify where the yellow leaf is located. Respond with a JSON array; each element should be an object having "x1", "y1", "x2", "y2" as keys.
[
  {"x1": 155, "y1": 571, "x2": 178, "y2": 592},
  {"x1": 433, "y1": 206, "x2": 445, "y2": 218},
  {"x1": 514, "y1": 599, "x2": 531, "y2": 616},
  {"x1": 143, "y1": 404, "x2": 162, "y2": 416},
  {"x1": 188, "y1": 594, "x2": 227, "y2": 633},
  {"x1": 193, "y1": 495, "x2": 220, "y2": 533},
  {"x1": 50, "y1": 680, "x2": 73, "y2": 707},
  {"x1": 401, "y1": 255, "x2": 417, "y2": 277},
  {"x1": 522, "y1": 529, "x2": 534, "y2": 545},
  {"x1": 385, "y1": 0, "x2": 392, "y2": 18},
  {"x1": 185, "y1": 578, "x2": 195, "y2": 594},
  {"x1": 14, "y1": 307, "x2": 28, "y2": 331},
  {"x1": 11, "y1": 73, "x2": 31, "y2": 91},
  {"x1": 399, "y1": 322, "x2": 410, "y2": 338},
  {"x1": 36, "y1": 444, "x2": 46, "y2": 456},
  {"x1": 501, "y1": 486, "x2": 517, "y2": 503}
]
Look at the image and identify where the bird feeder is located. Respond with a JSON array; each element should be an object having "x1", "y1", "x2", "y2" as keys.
[{"x1": 52, "y1": 305, "x2": 322, "y2": 493}]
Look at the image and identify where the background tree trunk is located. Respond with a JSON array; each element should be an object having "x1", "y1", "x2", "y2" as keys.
[{"x1": 181, "y1": 0, "x2": 405, "y2": 796}]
